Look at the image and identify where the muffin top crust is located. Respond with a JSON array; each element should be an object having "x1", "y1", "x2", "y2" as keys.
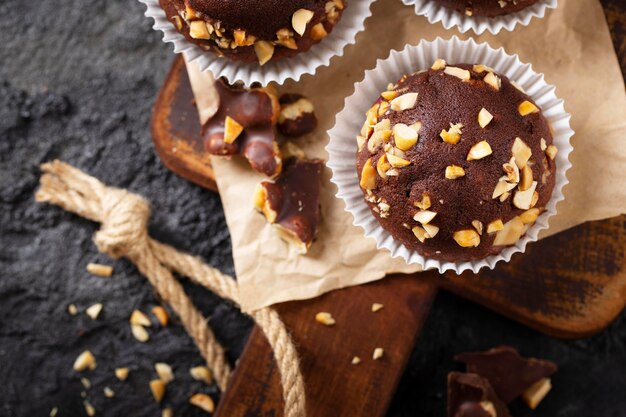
[
  {"x1": 434, "y1": 0, "x2": 541, "y2": 17},
  {"x1": 355, "y1": 60, "x2": 558, "y2": 262}
]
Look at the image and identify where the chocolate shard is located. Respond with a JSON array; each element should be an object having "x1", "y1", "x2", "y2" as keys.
[
  {"x1": 277, "y1": 93, "x2": 317, "y2": 137},
  {"x1": 448, "y1": 372, "x2": 511, "y2": 417},
  {"x1": 253, "y1": 157, "x2": 323, "y2": 254},
  {"x1": 202, "y1": 78, "x2": 282, "y2": 177},
  {"x1": 454, "y1": 345, "x2": 557, "y2": 403}
]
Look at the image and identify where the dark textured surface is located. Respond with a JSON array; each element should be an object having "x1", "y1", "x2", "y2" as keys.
[
  {"x1": 0, "y1": 1, "x2": 624, "y2": 417},
  {"x1": 355, "y1": 66, "x2": 555, "y2": 261},
  {"x1": 434, "y1": 0, "x2": 540, "y2": 17}
]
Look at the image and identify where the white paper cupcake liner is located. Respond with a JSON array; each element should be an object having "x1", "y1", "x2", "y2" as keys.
[
  {"x1": 138, "y1": 0, "x2": 375, "y2": 86},
  {"x1": 402, "y1": 0, "x2": 557, "y2": 34},
  {"x1": 326, "y1": 36, "x2": 574, "y2": 274}
]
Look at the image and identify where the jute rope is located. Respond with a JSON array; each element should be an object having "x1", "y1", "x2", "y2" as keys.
[{"x1": 35, "y1": 160, "x2": 306, "y2": 417}]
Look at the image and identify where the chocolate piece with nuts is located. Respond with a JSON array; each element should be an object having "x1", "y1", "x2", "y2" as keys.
[
  {"x1": 277, "y1": 94, "x2": 317, "y2": 137},
  {"x1": 455, "y1": 345, "x2": 557, "y2": 403},
  {"x1": 355, "y1": 61, "x2": 556, "y2": 262},
  {"x1": 202, "y1": 79, "x2": 282, "y2": 177},
  {"x1": 160, "y1": 0, "x2": 346, "y2": 65},
  {"x1": 448, "y1": 372, "x2": 511, "y2": 417},
  {"x1": 254, "y1": 157, "x2": 323, "y2": 253}
]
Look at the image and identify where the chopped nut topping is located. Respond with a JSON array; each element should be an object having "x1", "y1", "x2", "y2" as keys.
[
  {"x1": 386, "y1": 168, "x2": 399, "y2": 177},
  {"x1": 104, "y1": 387, "x2": 115, "y2": 398},
  {"x1": 376, "y1": 154, "x2": 391, "y2": 179},
  {"x1": 512, "y1": 137, "x2": 532, "y2": 168},
  {"x1": 440, "y1": 123, "x2": 463, "y2": 144},
  {"x1": 540, "y1": 138, "x2": 547, "y2": 151},
  {"x1": 393, "y1": 123, "x2": 419, "y2": 151},
  {"x1": 131, "y1": 324, "x2": 150, "y2": 343},
  {"x1": 315, "y1": 312, "x2": 336, "y2": 326},
  {"x1": 150, "y1": 379, "x2": 166, "y2": 403},
  {"x1": 513, "y1": 181, "x2": 538, "y2": 210},
  {"x1": 189, "y1": 21, "x2": 211, "y2": 40},
  {"x1": 503, "y1": 157, "x2": 520, "y2": 183},
  {"x1": 413, "y1": 194, "x2": 431, "y2": 210},
  {"x1": 423, "y1": 223, "x2": 439, "y2": 238},
  {"x1": 477, "y1": 108, "x2": 493, "y2": 128},
  {"x1": 499, "y1": 191, "x2": 511, "y2": 202},
  {"x1": 445, "y1": 165, "x2": 465, "y2": 179},
  {"x1": 310, "y1": 23, "x2": 328, "y2": 40},
  {"x1": 412, "y1": 225, "x2": 428, "y2": 243},
  {"x1": 356, "y1": 135, "x2": 367, "y2": 152},
  {"x1": 68, "y1": 304, "x2": 78, "y2": 316},
  {"x1": 73, "y1": 351, "x2": 97, "y2": 372},
  {"x1": 152, "y1": 306, "x2": 169, "y2": 326},
  {"x1": 444, "y1": 66, "x2": 471, "y2": 81},
  {"x1": 390, "y1": 93, "x2": 418, "y2": 112},
  {"x1": 155, "y1": 363, "x2": 175, "y2": 384},
  {"x1": 115, "y1": 367, "x2": 129, "y2": 381},
  {"x1": 130, "y1": 310, "x2": 151, "y2": 327},
  {"x1": 431, "y1": 59, "x2": 447, "y2": 70},
  {"x1": 378, "y1": 101, "x2": 390, "y2": 116},
  {"x1": 453, "y1": 229, "x2": 481, "y2": 247},
  {"x1": 520, "y1": 208, "x2": 540, "y2": 224},
  {"x1": 86, "y1": 263, "x2": 113, "y2": 277},
  {"x1": 492, "y1": 177, "x2": 517, "y2": 199},
  {"x1": 368, "y1": 129, "x2": 392, "y2": 153},
  {"x1": 85, "y1": 303, "x2": 103, "y2": 320},
  {"x1": 472, "y1": 220, "x2": 483, "y2": 235},
  {"x1": 351, "y1": 356, "x2": 361, "y2": 365},
  {"x1": 487, "y1": 219, "x2": 504, "y2": 234},
  {"x1": 473, "y1": 64, "x2": 495, "y2": 73},
  {"x1": 381, "y1": 90, "x2": 398, "y2": 101},
  {"x1": 386, "y1": 153, "x2": 411, "y2": 168},
  {"x1": 371, "y1": 303, "x2": 384, "y2": 312},
  {"x1": 530, "y1": 191, "x2": 539, "y2": 208},
  {"x1": 190, "y1": 393, "x2": 216, "y2": 413},
  {"x1": 545, "y1": 144, "x2": 558, "y2": 160},
  {"x1": 520, "y1": 164, "x2": 533, "y2": 191},
  {"x1": 190, "y1": 366, "x2": 213, "y2": 384},
  {"x1": 483, "y1": 72, "x2": 501, "y2": 90},
  {"x1": 254, "y1": 41, "x2": 274, "y2": 66},
  {"x1": 373, "y1": 347, "x2": 384, "y2": 360},
  {"x1": 223, "y1": 116, "x2": 244, "y2": 144},
  {"x1": 522, "y1": 378, "x2": 552, "y2": 410},
  {"x1": 518, "y1": 100, "x2": 540, "y2": 116},
  {"x1": 84, "y1": 401, "x2": 96, "y2": 417},
  {"x1": 162, "y1": 408, "x2": 173, "y2": 417},
  {"x1": 292, "y1": 9, "x2": 314, "y2": 36},
  {"x1": 413, "y1": 210, "x2": 437, "y2": 224},
  {"x1": 467, "y1": 141, "x2": 493, "y2": 161},
  {"x1": 360, "y1": 158, "x2": 377, "y2": 190},
  {"x1": 493, "y1": 216, "x2": 524, "y2": 246}
]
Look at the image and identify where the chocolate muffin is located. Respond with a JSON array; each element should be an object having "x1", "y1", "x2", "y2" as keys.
[
  {"x1": 355, "y1": 60, "x2": 559, "y2": 262},
  {"x1": 160, "y1": 0, "x2": 346, "y2": 65},
  {"x1": 434, "y1": 0, "x2": 540, "y2": 17}
]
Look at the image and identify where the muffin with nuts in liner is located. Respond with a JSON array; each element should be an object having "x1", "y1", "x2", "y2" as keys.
[
  {"x1": 355, "y1": 59, "x2": 559, "y2": 262},
  {"x1": 434, "y1": 0, "x2": 540, "y2": 17},
  {"x1": 160, "y1": 0, "x2": 346, "y2": 66}
]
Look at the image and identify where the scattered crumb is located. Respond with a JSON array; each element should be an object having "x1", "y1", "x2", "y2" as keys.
[
  {"x1": 67, "y1": 304, "x2": 78, "y2": 316},
  {"x1": 373, "y1": 348, "x2": 384, "y2": 360},
  {"x1": 351, "y1": 356, "x2": 361, "y2": 365},
  {"x1": 86, "y1": 263, "x2": 113, "y2": 277},
  {"x1": 371, "y1": 303, "x2": 384, "y2": 312}
]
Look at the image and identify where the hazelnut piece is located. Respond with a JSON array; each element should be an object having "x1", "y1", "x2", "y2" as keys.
[
  {"x1": 393, "y1": 123, "x2": 418, "y2": 151},
  {"x1": 310, "y1": 22, "x2": 328, "y2": 40},
  {"x1": 520, "y1": 208, "x2": 540, "y2": 224},
  {"x1": 487, "y1": 219, "x2": 504, "y2": 234},
  {"x1": 292, "y1": 9, "x2": 314, "y2": 36},
  {"x1": 472, "y1": 64, "x2": 495, "y2": 73},
  {"x1": 386, "y1": 153, "x2": 411, "y2": 168},
  {"x1": 150, "y1": 379, "x2": 166, "y2": 402},
  {"x1": 423, "y1": 223, "x2": 440, "y2": 238},
  {"x1": 444, "y1": 66, "x2": 471, "y2": 81},
  {"x1": 189, "y1": 21, "x2": 211, "y2": 40},
  {"x1": 519, "y1": 164, "x2": 533, "y2": 191},
  {"x1": 493, "y1": 216, "x2": 524, "y2": 246},
  {"x1": 390, "y1": 93, "x2": 418, "y2": 111},
  {"x1": 440, "y1": 123, "x2": 463, "y2": 144},
  {"x1": 431, "y1": 59, "x2": 447, "y2": 70},
  {"x1": 467, "y1": 140, "x2": 493, "y2": 161},
  {"x1": 414, "y1": 193, "x2": 431, "y2": 210},
  {"x1": 513, "y1": 181, "x2": 538, "y2": 210},
  {"x1": 381, "y1": 90, "x2": 398, "y2": 101},
  {"x1": 190, "y1": 393, "x2": 215, "y2": 413},
  {"x1": 445, "y1": 165, "x2": 465, "y2": 179},
  {"x1": 518, "y1": 100, "x2": 540, "y2": 116},
  {"x1": 315, "y1": 312, "x2": 336, "y2": 326},
  {"x1": 483, "y1": 72, "x2": 501, "y2": 90},
  {"x1": 376, "y1": 154, "x2": 391, "y2": 179},
  {"x1": 522, "y1": 378, "x2": 552, "y2": 410},
  {"x1": 413, "y1": 210, "x2": 437, "y2": 224},
  {"x1": 224, "y1": 116, "x2": 244, "y2": 144},
  {"x1": 472, "y1": 220, "x2": 483, "y2": 235},
  {"x1": 254, "y1": 41, "x2": 275, "y2": 65},
  {"x1": 512, "y1": 137, "x2": 532, "y2": 168},
  {"x1": 360, "y1": 158, "x2": 377, "y2": 190},
  {"x1": 277, "y1": 94, "x2": 317, "y2": 137},
  {"x1": 412, "y1": 225, "x2": 428, "y2": 243},
  {"x1": 477, "y1": 108, "x2": 493, "y2": 128},
  {"x1": 546, "y1": 144, "x2": 558, "y2": 160},
  {"x1": 453, "y1": 229, "x2": 481, "y2": 248}
]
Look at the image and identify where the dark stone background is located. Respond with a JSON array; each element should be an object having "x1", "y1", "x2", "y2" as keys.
[{"x1": 0, "y1": 1, "x2": 624, "y2": 417}]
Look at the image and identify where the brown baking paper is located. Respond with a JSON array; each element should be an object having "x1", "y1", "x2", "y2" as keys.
[{"x1": 184, "y1": 0, "x2": 626, "y2": 312}]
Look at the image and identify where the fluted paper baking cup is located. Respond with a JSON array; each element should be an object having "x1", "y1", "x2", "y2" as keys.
[
  {"x1": 138, "y1": 0, "x2": 375, "y2": 86},
  {"x1": 402, "y1": 0, "x2": 557, "y2": 34},
  {"x1": 326, "y1": 37, "x2": 573, "y2": 274}
]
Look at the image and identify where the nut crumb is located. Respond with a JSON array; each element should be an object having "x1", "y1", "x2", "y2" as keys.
[
  {"x1": 85, "y1": 303, "x2": 103, "y2": 320},
  {"x1": 68, "y1": 304, "x2": 78, "y2": 316},
  {"x1": 73, "y1": 350, "x2": 97, "y2": 372},
  {"x1": 371, "y1": 303, "x2": 384, "y2": 312},
  {"x1": 373, "y1": 347, "x2": 384, "y2": 360},
  {"x1": 190, "y1": 366, "x2": 213, "y2": 385},
  {"x1": 351, "y1": 356, "x2": 361, "y2": 365},
  {"x1": 115, "y1": 367, "x2": 129, "y2": 381},
  {"x1": 86, "y1": 263, "x2": 113, "y2": 277},
  {"x1": 155, "y1": 362, "x2": 175, "y2": 384},
  {"x1": 315, "y1": 312, "x2": 336, "y2": 326},
  {"x1": 190, "y1": 393, "x2": 216, "y2": 413},
  {"x1": 150, "y1": 379, "x2": 166, "y2": 403},
  {"x1": 104, "y1": 387, "x2": 115, "y2": 398},
  {"x1": 131, "y1": 324, "x2": 150, "y2": 343}
]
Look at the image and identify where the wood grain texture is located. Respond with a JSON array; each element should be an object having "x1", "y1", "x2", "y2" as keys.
[{"x1": 150, "y1": 3, "x2": 626, "y2": 417}]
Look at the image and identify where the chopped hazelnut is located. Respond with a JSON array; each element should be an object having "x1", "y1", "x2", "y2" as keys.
[
  {"x1": 376, "y1": 154, "x2": 391, "y2": 179},
  {"x1": 73, "y1": 351, "x2": 97, "y2": 372},
  {"x1": 315, "y1": 312, "x2": 336, "y2": 326},
  {"x1": 131, "y1": 324, "x2": 150, "y2": 343},
  {"x1": 254, "y1": 41, "x2": 274, "y2": 65},
  {"x1": 473, "y1": 64, "x2": 495, "y2": 73},
  {"x1": 130, "y1": 310, "x2": 151, "y2": 327},
  {"x1": 390, "y1": 93, "x2": 418, "y2": 112},
  {"x1": 386, "y1": 153, "x2": 411, "y2": 168},
  {"x1": 190, "y1": 366, "x2": 213, "y2": 384},
  {"x1": 423, "y1": 223, "x2": 439, "y2": 238},
  {"x1": 292, "y1": 9, "x2": 314, "y2": 36},
  {"x1": 351, "y1": 356, "x2": 361, "y2": 364},
  {"x1": 513, "y1": 181, "x2": 538, "y2": 210},
  {"x1": 413, "y1": 194, "x2": 431, "y2": 210},
  {"x1": 493, "y1": 216, "x2": 525, "y2": 246},
  {"x1": 540, "y1": 138, "x2": 547, "y2": 151},
  {"x1": 371, "y1": 303, "x2": 384, "y2": 312},
  {"x1": 522, "y1": 378, "x2": 552, "y2": 410},
  {"x1": 483, "y1": 72, "x2": 501, "y2": 90},
  {"x1": 413, "y1": 210, "x2": 437, "y2": 224},
  {"x1": 546, "y1": 144, "x2": 558, "y2": 160},
  {"x1": 472, "y1": 220, "x2": 483, "y2": 235},
  {"x1": 393, "y1": 123, "x2": 419, "y2": 151},
  {"x1": 373, "y1": 348, "x2": 384, "y2": 360},
  {"x1": 487, "y1": 219, "x2": 504, "y2": 234},
  {"x1": 86, "y1": 263, "x2": 113, "y2": 277},
  {"x1": 518, "y1": 100, "x2": 540, "y2": 116},
  {"x1": 445, "y1": 165, "x2": 465, "y2": 179},
  {"x1": 440, "y1": 123, "x2": 463, "y2": 144},
  {"x1": 223, "y1": 116, "x2": 244, "y2": 144},
  {"x1": 512, "y1": 137, "x2": 532, "y2": 168},
  {"x1": 360, "y1": 158, "x2": 377, "y2": 190},
  {"x1": 152, "y1": 306, "x2": 169, "y2": 326},
  {"x1": 520, "y1": 164, "x2": 533, "y2": 191},
  {"x1": 310, "y1": 22, "x2": 328, "y2": 40},
  {"x1": 467, "y1": 141, "x2": 493, "y2": 161},
  {"x1": 381, "y1": 90, "x2": 398, "y2": 101},
  {"x1": 85, "y1": 303, "x2": 103, "y2": 320},
  {"x1": 115, "y1": 367, "x2": 129, "y2": 381},
  {"x1": 444, "y1": 66, "x2": 471, "y2": 81},
  {"x1": 412, "y1": 225, "x2": 428, "y2": 243},
  {"x1": 189, "y1": 21, "x2": 211, "y2": 40},
  {"x1": 520, "y1": 208, "x2": 540, "y2": 224},
  {"x1": 155, "y1": 363, "x2": 175, "y2": 384},
  {"x1": 431, "y1": 59, "x2": 447, "y2": 70},
  {"x1": 477, "y1": 108, "x2": 493, "y2": 128},
  {"x1": 190, "y1": 393, "x2": 216, "y2": 413},
  {"x1": 453, "y1": 229, "x2": 481, "y2": 247},
  {"x1": 150, "y1": 379, "x2": 166, "y2": 403},
  {"x1": 503, "y1": 157, "x2": 520, "y2": 183}
]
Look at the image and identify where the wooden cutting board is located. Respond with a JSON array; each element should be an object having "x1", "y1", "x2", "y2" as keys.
[{"x1": 152, "y1": 56, "x2": 626, "y2": 417}]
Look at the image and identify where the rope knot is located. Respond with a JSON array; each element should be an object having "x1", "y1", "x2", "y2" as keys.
[{"x1": 94, "y1": 188, "x2": 151, "y2": 259}]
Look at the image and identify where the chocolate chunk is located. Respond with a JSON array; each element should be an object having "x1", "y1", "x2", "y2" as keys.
[
  {"x1": 202, "y1": 79, "x2": 282, "y2": 177},
  {"x1": 448, "y1": 372, "x2": 511, "y2": 417},
  {"x1": 277, "y1": 93, "x2": 317, "y2": 137},
  {"x1": 455, "y1": 345, "x2": 557, "y2": 403},
  {"x1": 254, "y1": 157, "x2": 323, "y2": 253}
]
